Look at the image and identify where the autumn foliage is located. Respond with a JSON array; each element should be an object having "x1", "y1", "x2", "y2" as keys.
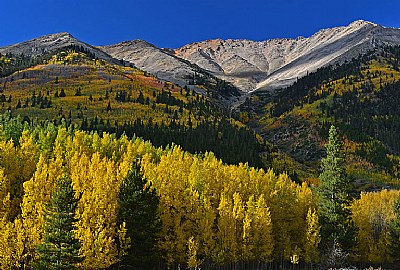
[{"x1": 0, "y1": 119, "x2": 398, "y2": 269}]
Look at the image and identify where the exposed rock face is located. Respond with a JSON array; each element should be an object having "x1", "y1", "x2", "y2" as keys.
[
  {"x1": 175, "y1": 20, "x2": 400, "y2": 92},
  {"x1": 0, "y1": 32, "x2": 118, "y2": 64},
  {"x1": 99, "y1": 40, "x2": 204, "y2": 87}
]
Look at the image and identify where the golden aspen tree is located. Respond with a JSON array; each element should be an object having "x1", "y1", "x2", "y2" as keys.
[
  {"x1": 198, "y1": 196, "x2": 216, "y2": 261},
  {"x1": 242, "y1": 195, "x2": 255, "y2": 261},
  {"x1": 0, "y1": 220, "x2": 15, "y2": 268},
  {"x1": 18, "y1": 130, "x2": 39, "y2": 182},
  {"x1": 253, "y1": 195, "x2": 273, "y2": 262},
  {"x1": 0, "y1": 168, "x2": 11, "y2": 219},
  {"x1": 215, "y1": 193, "x2": 236, "y2": 264},
  {"x1": 117, "y1": 222, "x2": 131, "y2": 261},
  {"x1": 74, "y1": 153, "x2": 121, "y2": 269},
  {"x1": 141, "y1": 146, "x2": 196, "y2": 265},
  {"x1": 20, "y1": 153, "x2": 63, "y2": 266},
  {"x1": 199, "y1": 152, "x2": 225, "y2": 200},
  {"x1": 0, "y1": 140, "x2": 20, "y2": 219},
  {"x1": 0, "y1": 219, "x2": 25, "y2": 269},
  {"x1": 268, "y1": 173, "x2": 299, "y2": 261},
  {"x1": 232, "y1": 192, "x2": 245, "y2": 262},
  {"x1": 187, "y1": 236, "x2": 201, "y2": 269},
  {"x1": 304, "y1": 208, "x2": 321, "y2": 263}
]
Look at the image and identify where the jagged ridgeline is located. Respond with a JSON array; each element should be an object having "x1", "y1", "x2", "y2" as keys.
[
  {"x1": 0, "y1": 47, "x2": 270, "y2": 169},
  {"x1": 242, "y1": 45, "x2": 400, "y2": 187}
]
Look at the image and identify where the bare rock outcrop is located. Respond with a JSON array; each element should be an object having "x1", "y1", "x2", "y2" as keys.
[{"x1": 175, "y1": 20, "x2": 400, "y2": 92}]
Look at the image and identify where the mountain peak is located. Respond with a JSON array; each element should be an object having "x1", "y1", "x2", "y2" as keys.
[
  {"x1": 51, "y1": 32, "x2": 74, "y2": 37},
  {"x1": 174, "y1": 19, "x2": 400, "y2": 92},
  {"x1": 348, "y1": 19, "x2": 378, "y2": 28},
  {"x1": 37, "y1": 32, "x2": 78, "y2": 43},
  {"x1": 0, "y1": 31, "x2": 118, "y2": 65},
  {"x1": 34, "y1": 32, "x2": 76, "y2": 41},
  {"x1": 104, "y1": 39, "x2": 157, "y2": 50}
]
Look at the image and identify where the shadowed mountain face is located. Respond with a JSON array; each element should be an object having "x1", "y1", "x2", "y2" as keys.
[{"x1": 175, "y1": 20, "x2": 400, "y2": 92}]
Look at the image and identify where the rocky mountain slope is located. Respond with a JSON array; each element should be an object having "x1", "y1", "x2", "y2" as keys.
[
  {"x1": 175, "y1": 20, "x2": 400, "y2": 92},
  {"x1": 99, "y1": 40, "x2": 242, "y2": 104},
  {"x1": 99, "y1": 40, "x2": 202, "y2": 87},
  {"x1": 0, "y1": 32, "x2": 118, "y2": 64}
]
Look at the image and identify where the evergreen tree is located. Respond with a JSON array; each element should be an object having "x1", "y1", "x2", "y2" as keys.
[
  {"x1": 35, "y1": 176, "x2": 81, "y2": 270},
  {"x1": 317, "y1": 125, "x2": 355, "y2": 267},
  {"x1": 390, "y1": 193, "x2": 400, "y2": 261},
  {"x1": 117, "y1": 160, "x2": 160, "y2": 269},
  {"x1": 59, "y1": 89, "x2": 66, "y2": 97}
]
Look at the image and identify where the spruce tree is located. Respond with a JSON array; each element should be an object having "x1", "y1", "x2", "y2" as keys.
[
  {"x1": 117, "y1": 160, "x2": 160, "y2": 269},
  {"x1": 317, "y1": 125, "x2": 355, "y2": 267},
  {"x1": 35, "y1": 176, "x2": 81, "y2": 270},
  {"x1": 390, "y1": 194, "x2": 400, "y2": 261}
]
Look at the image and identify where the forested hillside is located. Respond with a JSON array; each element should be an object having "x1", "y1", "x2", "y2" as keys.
[
  {"x1": 0, "y1": 48, "x2": 284, "y2": 170},
  {"x1": 241, "y1": 45, "x2": 400, "y2": 189}
]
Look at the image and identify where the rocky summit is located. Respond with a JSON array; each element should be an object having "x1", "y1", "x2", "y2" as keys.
[{"x1": 175, "y1": 20, "x2": 400, "y2": 92}]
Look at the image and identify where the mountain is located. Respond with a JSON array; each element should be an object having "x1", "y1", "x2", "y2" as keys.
[
  {"x1": 175, "y1": 20, "x2": 400, "y2": 92},
  {"x1": 0, "y1": 32, "x2": 118, "y2": 64},
  {"x1": 3, "y1": 20, "x2": 400, "y2": 186},
  {"x1": 99, "y1": 40, "x2": 241, "y2": 104},
  {"x1": 3, "y1": 20, "x2": 400, "y2": 96}
]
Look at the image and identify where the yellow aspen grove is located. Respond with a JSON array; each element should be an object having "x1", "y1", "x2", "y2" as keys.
[
  {"x1": 141, "y1": 145, "x2": 318, "y2": 266},
  {"x1": 241, "y1": 194, "x2": 274, "y2": 262},
  {"x1": 351, "y1": 189, "x2": 399, "y2": 263},
  {"x1": 0, "y1": 118, "x2": 325, "y2": 268},
  {"x1": 0, "y1": 220, "x2": 15, "y2": 268}
]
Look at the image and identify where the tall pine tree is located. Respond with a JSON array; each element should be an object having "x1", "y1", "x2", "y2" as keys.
[
  {"x1": 35, "y1": 176, "x2": 81, "y2": 270},
  {"x1": 317, "y1": 125, "x2": 355, "y2": 267},
  {"x1": 390, "y1": 193, "x2": 400, "y2": 261},
  {"x1": 117, "y1": 160, "x2": 160, "y2": 269}
]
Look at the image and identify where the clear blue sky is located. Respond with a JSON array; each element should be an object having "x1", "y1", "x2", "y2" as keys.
[{"x1": 1, "y1": 0, "x2": 400, "y2": 48}]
